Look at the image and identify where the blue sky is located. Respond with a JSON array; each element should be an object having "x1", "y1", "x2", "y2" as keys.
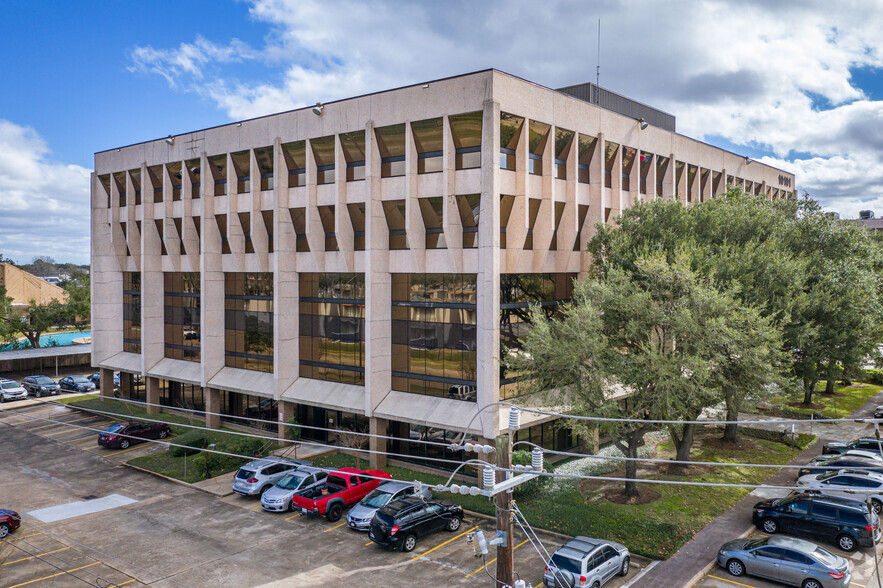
[{"x1": 2, "y1": 0, "x2": 883, "y2": 265}]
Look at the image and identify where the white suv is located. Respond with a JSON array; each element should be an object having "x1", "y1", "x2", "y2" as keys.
[
  {"x1": 0, "y1": 380, "x2": 28, "y2": 403},
  {"x1": 797, "y1": 469, "x2": 883, "y2": 514},
  {"x1": 232, "y1": 458, "x2": 311, "y2": 497}
]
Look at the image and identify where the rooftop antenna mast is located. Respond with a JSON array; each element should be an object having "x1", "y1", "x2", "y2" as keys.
[{"x1": 595, "y1": 18, "x2": 601, "y2": 104}]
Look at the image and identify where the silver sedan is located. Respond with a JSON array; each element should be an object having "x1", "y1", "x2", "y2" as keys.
[
  {"x1": 717, "y1": 535, "x2": 850, "y2": 588},
  {"x1": 260, "y1": 467, "x2": 328, "y2": 512}
]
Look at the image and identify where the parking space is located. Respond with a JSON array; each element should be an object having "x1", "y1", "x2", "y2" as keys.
[
  {"x1": 1, "y1": 408, "x2": 648, "y2": 586},
  {"x1": 696, "y1": 530, "x2": 883, "y2": 588}
]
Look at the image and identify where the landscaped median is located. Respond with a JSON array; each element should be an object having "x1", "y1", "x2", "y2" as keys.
[
  {"x1": 764, "y1": 381, "x2": 882, "y2": 419},
  {"x1": 64, "y1": 397, "x2": 281, "y2": 483}
]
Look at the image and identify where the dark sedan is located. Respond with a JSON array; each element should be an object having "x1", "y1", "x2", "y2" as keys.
[
  {"x1": 0, "y1": 509, "x2": 21, "y2": 538},
  {"x1": 21, "y1": 375, "x2": 60, "y2": 397},
  {"x1": 59, "y1": 375, "x2": 96, "y2": 393},
  {"x1": 88, "y1": 372, "x2": 121, "y2": 388},
  {"x1": 97, "y1": 422, "x2": 170, "y2": 449},
  {"x1": 823, "y1": 437, "x2": 883, "y2": 456},
  {"x1": 798, "y1": 455, "x2": 883, "y2": 477}
]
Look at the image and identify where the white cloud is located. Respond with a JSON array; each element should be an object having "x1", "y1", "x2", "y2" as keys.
[
  {"x1": 128, "y1": 0, "x2": 883, "y2": 217},
  {"x1": 0, "y1": 120, "x2": 91, "y2": 265}
]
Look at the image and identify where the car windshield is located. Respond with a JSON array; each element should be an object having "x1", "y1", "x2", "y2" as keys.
[
  {"x1": 773, "y1": 496, "x2": 797, "y2": 507},
  {"x1": 745, "y1": 538, "x2": 767, "y2": 549},
  {"x1": 70, "y1": 376, "x2": 90, "y2": 383},
  {"x1": 33, "y1": 376, "x2": 54, "y2": 384},
  {"x1": 812, "y1": 546, "x2": 839, "y2": 567},
  {"x1": 816, "y1": 471, "x2": 838, "y2": 481},
  {"x1": 549, "y1": 554, "x2": 581, "y2": 575},
  {"x1": 0, "y1": 382, "x2": 19, "y2": 390},
  {"x1": 105, "y1": 424, "x2": 124, "y2": 433},
  {"x1": 276, "y1": 473, "x2": 307, "y2": 489},
  {"x1": 361, "y1": 490, "x2": 394, "y2": 508}
]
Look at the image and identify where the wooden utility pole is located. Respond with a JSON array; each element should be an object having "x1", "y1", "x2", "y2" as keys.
[{"x1": 495, "y1": 432, "x2": 514, "y2": 586}]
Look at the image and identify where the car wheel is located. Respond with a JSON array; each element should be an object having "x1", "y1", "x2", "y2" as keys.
[
  {"x1": 0, "y1": 395, "x2": 5, "y2": 403},
  {"x1": 326, "y1": 503, "x2": 344, "y2": 522},
  {"x1": 402, "y1": 534, "x2": 417, "y2": 552},
  {"x1": 837, "y1": 534, "x2": 857, "y2": 552},
  {"x1": 873, "y1": 499, "x2": 882, "y2": 515},
  {"x1": 447, "y1": 517, "x2": 461, "y2": 532},
  {"x1": 0, "y1": 523, "x2": 9, "y2": 538},
  {"x1": 727, "y1": 559, "x2": 745, "y2": 576},
  {"x1": 761, "y1": 518, "x2": 779, "y2": 534},
  {"x1": 158, "y1": 429, "x2": 169, "y2": 439},
  {"x1": 259, "y1": 485, "x2": 272, "y2": 497},
  {"x1": 592, "y1": 582, "x2": 600, "y2": 588},
  {"x1": 802, "y1": 580, "x2": 823, "y2": 588},
  {"x1": 119, "y1": 439, "x2": 130, "y2": 449},
  {"x1": 619, "y1": 556, "x2": 630, "y2": 577}
]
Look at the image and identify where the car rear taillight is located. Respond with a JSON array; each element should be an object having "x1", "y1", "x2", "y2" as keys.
[
  {"x1": 390, "y1": 526, "x2": 399, "y2": 535},
  {"x1": 580, "y1": 575, "x2": 587, "y2": 584},
  {"x1": 829, "y1": 572, "x2": 846, "y2": 580},
  {"x1": 246, "y1": 478, "x2": 258, "y2": 483},
  {"x1": 866, "y1": 525, "x2": 874, "y2": 532}
]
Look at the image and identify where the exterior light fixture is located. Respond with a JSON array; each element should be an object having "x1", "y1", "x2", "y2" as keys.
[
  {"x1": 638, "y1": 118, "x2": 649, "y2": 130},
  {"x1": 312, "y1": 102, "x2": 324, "y2": 116},
  {"x1": 165, "y1": 135, "x2": 175, "y2": 145},
  {"x1": 745, "y1": 157, "x2": 752, "y2": 165},
  {"x1": 422, "y1": 84, "x2": 429, "y2": 89}
]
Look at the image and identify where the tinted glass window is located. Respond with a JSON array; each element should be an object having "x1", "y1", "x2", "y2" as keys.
[
  {"x1": 601, "y1": 546, "x2": 618, "y2": 561},
  {"x1": 550, "y1": 554, "x2": 581, "y2": 575},
  {"x1": 588, "y1": 553, "x2": 604, "y2": 570},
  {"x1": 788, "y1": 501, "x2": 810, "y2": 515},
  {"x1": 782, "y1": 549, "x2": 813, "y2": 565},
  {"x1": 841, "y1": 510, "x2": 869, "y2": 525},
  {"x1": 812, "y1": 504, "x2": 838, "y2": 518},
  {"x1": 754, "y1": 547, "x2": 783, "y2": 560},
  {"x1": 426, "y1": 504, "x2": 443, "y2": 515},
  {"x1": 350, "y1": 476, "x2": 359, "y2": 486}
]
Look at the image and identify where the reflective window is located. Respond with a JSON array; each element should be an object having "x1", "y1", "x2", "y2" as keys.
[
  {"x1": 225, "y1": 273, "x2": 273, "y2": 372},
  {"x1": 391, "y1": 274, "x2": 477, "y2": 401},
  {"x1": 185, "y1": 158, "x2": 200, "y2": 199},
  {"x1": 164, "y1": 272, "x2": 200, "y2": 362},
  {"x1": 500, "y1": 113, "x2": 524, "y2": 171},
  {"x1": 500, "y1": 274, "x2": 575, "y2": 399},
  {"x1": 382, "y1": 200, "x2": 408, "y2": 250},
  {"x1": 386, "y1": 419, "x2": 477, "y2": 471},
  {"x1": 450, "y1": 112, "x2": 482, "y2": 170},
  {"x1": 418, "y1": 197, "x2": 446, "y2": 249},
  {"x1": 578, "y1": 134, "x2": 596, "y2": 184},
  {"x1": 622, "y1": 147, "x2": 636, "y2": 192},
  {"x1": 123, "y1": 272, "x2": 141, "y2": 354},
  {"x1": 375, "y1": 124, "x2": 406, "y2": 178},
  {"x1": 455, "y1": 194, "x2": 480, "y2": 248},
  {"x1": 528, "y1": 120, "x2": 551, "y2": 176},
  {"x1": 167, "y1": 162, "x2": 182, "y2": 201},
  {"x1": 147, "y1": 165, "x2": 164, "y2": 202},
  {"x1": 283, "y1": 141, "x2": 306, "y2": 188},
  {"x1": 412, "y1": 118, "x2": 443, "y2": 174},
  {"x1": 340, "y1": 131, "x2": 366, "y2": 181},
  {"x1": 311, "y1": 136, "x2": 335, "y2": 185},
  {"x1": 554, "y1": 129, "x2": 574, "y2": 180},
  {"x1": 604, "y1": 141, "x2": 619, "y2": 188},
  {"x1": 113, "y1": 172, "x2": 126, "y2": 207},
  {"x1": 255, "y1": 146, "x2": 274, "y2": 191},
  {"x1": 128, "y1": 168, "x2": 142, "y2": 205},
  {"x1": 299, "y1": 274, "x2": 365, "y2": 385},
  {"x1": 232, "y1": 151, "x2": 250, "y2": 194}
]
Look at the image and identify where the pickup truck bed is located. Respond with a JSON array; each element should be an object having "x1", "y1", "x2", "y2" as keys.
[{"x1": 290, "y1": 467, "x2": 392, "y2": 522}]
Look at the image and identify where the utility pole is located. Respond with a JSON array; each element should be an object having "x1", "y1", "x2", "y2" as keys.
[{"x1": 495, "y1": 431, "x2": 514, "y2": 586}]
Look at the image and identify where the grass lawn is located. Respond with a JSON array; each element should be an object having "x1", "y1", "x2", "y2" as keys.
[
  {"x1": 313, "y1": 431, "x2": 805, "y2": 561},
  {"x1": 66, "y1": 397, "x2": 282, "y2": 482},
  {"x1": 768, "y1": 381, "x2": 882, "y2": 419}
]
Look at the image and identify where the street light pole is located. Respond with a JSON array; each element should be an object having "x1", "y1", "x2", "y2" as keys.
[{"x1": 495, "y1": 431, "x2": 514, "y2": 586}]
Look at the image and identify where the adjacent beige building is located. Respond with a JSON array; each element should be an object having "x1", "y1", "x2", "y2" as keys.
[
  {"x1": 91, "y1": 69, "x2": 794, "y2": 469},
  {"x1": 0, "y1": 262, "x2": 68, "y2": 308}
]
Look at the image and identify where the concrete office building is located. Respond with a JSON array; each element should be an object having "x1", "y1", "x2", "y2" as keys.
[{"x1": 91, "y1": 69, "x2": 793, "y2": 469}]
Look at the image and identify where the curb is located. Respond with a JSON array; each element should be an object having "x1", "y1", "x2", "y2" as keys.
[
  {"x1": 684, "y1": 524, "x2": 754, "y2": 587},
  {"x1": 122, "y1": 462, "x2": 233, "y2": 497}
]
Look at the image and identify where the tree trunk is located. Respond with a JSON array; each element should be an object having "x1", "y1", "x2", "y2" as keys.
[
  {"x1": 624, "y1": 443, "x2": 639, "y2": 497},
  {"x1": 722, "y1": 390, "x2": 739, "y2": 443},
  {"x1": 825, "y1": 378, "x2": 835, "y2": 394},
  {"x1": 25, "y1": 332, "x2": 40, "y2": 349},
  {"x1": 803, "y1": 378, "x2": 817, "y2": 406},
  {"x1": 668, "y1": 424, "x2": 695, "y2": 462}
]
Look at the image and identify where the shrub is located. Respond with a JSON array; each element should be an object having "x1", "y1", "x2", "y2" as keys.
[
  {"x1": 284, "y1": 417, "x2": 301, "y2": 441},
  {"x1": 738, "y1": 426, "x2": 815, "y2": 449},
  {"x1": 235, "y1": 437, "x2": 265, "y2": 457},
  {"x1": 865, "y1": 369, "x2": 883, "y2": 386},
  {"x1": 169, "y1": 430, "x2": 208, "y2": 457}
]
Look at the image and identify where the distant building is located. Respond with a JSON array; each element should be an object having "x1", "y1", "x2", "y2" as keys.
[{"x1": 0, "y1": 262, "x2": 68, "y2": 308}]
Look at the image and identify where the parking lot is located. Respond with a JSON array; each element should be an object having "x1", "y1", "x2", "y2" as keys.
[
  {"x1": 696, "y1": 523, "x2": 883, "y2": 588},
  {"x1": 0, "y1": 403, "x2": 649, "y2": 587}
]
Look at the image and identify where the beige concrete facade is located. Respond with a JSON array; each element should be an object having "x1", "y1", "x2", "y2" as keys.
[
  {"x1": 91, "y1": 69, "x2": 794, "y2": 442},
  {"x1": 0, "y1": 262, "x2": 68, "y2": 307}
]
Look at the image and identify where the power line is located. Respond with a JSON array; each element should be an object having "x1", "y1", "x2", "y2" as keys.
[{"x1": 1, "y1": 538, "x2": 99, "y2": 587}]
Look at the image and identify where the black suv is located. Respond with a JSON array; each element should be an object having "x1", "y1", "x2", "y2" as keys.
[
  {"x1": 753, "y1": 493, "x2": 880, "y2": 552},
  {"x1": 21, "y1": 375, "x2": 60, "y2": 398},
  {"x1": 369, "y1": 497, "x2": 464, "y2": 552},
  {"x1": 823, "y1": 438, "x2": 883, "y2": 456}
]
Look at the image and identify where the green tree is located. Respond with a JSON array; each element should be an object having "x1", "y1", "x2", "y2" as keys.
[{"x1": 61, "y1": 270, "x2": 91, "y2": 324}]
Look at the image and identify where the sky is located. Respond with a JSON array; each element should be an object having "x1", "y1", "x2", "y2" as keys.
[{"x1": 3, "y1": 0, "x2": 883, "y2": 265}]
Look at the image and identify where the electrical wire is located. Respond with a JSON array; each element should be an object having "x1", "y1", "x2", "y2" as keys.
[
  {"x1": 1, "y1": 537, "x2": 100, "y2": 587},
  {"x1": 510, "y1": 502, "x2": 566, "y2": 587}
]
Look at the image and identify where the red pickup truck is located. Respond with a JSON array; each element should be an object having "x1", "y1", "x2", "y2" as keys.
[{"x1": 290, "y1": 468, "x2": 392, "y2": 522}]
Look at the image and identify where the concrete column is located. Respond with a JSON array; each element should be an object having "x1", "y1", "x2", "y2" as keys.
[
  {"x1": 120, "y1": 372, "x2": 133, "y2": 399},
  {"x1": 100, "y1": 367, "x2": 114, "y2": 398},
  {"x1": 205, "y1": 387, "x2": 221, "y2": 429},
  {"x1": 146, "y1": 376, "x2": 160, "y2": 415},
  {"x1": 369, "y1": 417, "x2": 388, "y2": 469},
  {"x1": 278, "y1": 400, "x2": 296, "y2": 441}
]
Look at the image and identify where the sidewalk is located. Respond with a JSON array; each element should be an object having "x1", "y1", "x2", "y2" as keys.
[{"x1": 631, "y1": 387, "x2": 883, "y2": 588}]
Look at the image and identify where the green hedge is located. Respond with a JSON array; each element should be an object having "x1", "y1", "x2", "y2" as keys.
[
  {"x1": 738, "y1": 426, "x2": 815, "y2": 450},
  {"x1": 169, "y1": 430, "x2": 208, "y2": 457},
  {"x1": 865, "y1": 369, "x2": 883, "y2": 386}
]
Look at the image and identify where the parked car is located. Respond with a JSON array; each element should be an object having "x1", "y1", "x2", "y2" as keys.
[
  {"x1": 232, "y1": 458, "x2": 310, "y2": 497},
  {"x1": 798, "y1": 455, "x2": 883, "y2": 478},
  {"x1": 59, "y1": 375, "x2": 97, "y2": 393},
  {"x1": 88, "y1": 372, "x2": 120, "y2": 388},
  {"x1": 717, "y1": 535, "x2": 850, "y2": 588},
  {"x1": 21, "y1": 375, "x2": 60, "y2": 397},
  {"x1": 797, "y1": 469, "x2": 883, "y2": 514},
  {"x1": 291, "y1": 467, "x2": 392, "y2": 521},
  {"x1": 347, "y1": 480, "x2": 430, "y2": 531},
  {"x1": 753, "y1": 493, "x2": 880, "y2": 552},
  {"x1": 874, "y1": 405, "x2": 883, "y2": 419},
  {"x1": 97, "y1": 421, "x2": 170, "y2": 449},
  {"x1": 810, "y1": 449, "x2": 883, "y2": 463},
  {"x1": 0, "y1": 379, "x2": 28, "y2": 403},
  {"x1": 0, "y1": 509, "x2": 21, "y2": 538},
  {"x1": 823, "y1": 437, "x2": 883, "y2": 456},
  {"x1": 541, "y1": 535, "x2": 630, "y2": 588},
  {"x1": 369, "y1": 497, "x2": 464, "y2": 552},
  {"x1": 260, "y1": 466, "x2": 328, "y2": 512}
]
